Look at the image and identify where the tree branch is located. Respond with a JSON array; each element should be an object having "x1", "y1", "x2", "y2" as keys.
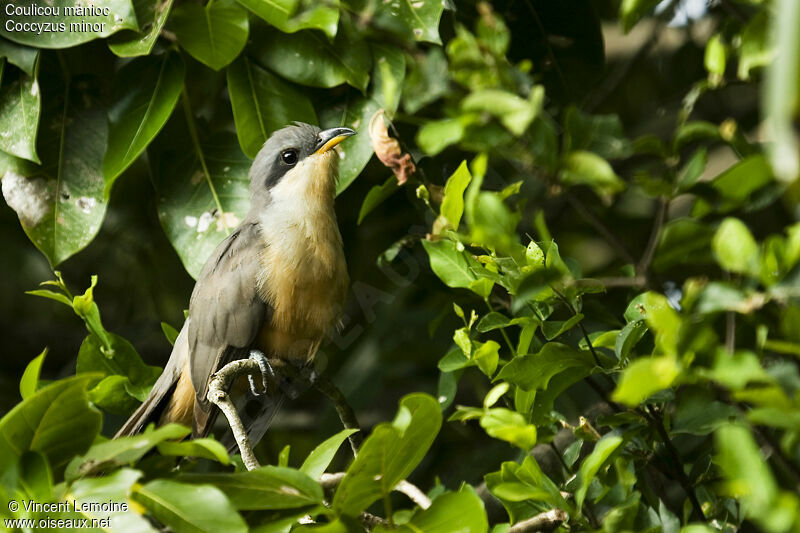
[
  {"x1": 508, "y1": 509, "x2": 568, "y2": 532},
  {"x1": 207, "y1": 358, "x2": 262, "y2": 471},
  {"x1": 313, "y1": 374, "x2": 364, "y2": 456}
]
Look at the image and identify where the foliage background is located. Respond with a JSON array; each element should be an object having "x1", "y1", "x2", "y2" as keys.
[{"x1": 1, "y1": 0, "x2": 800, "y2": 531}]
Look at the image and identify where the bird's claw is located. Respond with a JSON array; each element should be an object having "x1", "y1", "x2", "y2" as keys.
[{"x1": 248, "y1": 350, "x2": 275, "y2": 396}]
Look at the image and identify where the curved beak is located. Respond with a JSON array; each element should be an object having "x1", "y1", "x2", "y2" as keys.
[{"x1": 315, "y1": 127, "x2": 356, "y2": 154}]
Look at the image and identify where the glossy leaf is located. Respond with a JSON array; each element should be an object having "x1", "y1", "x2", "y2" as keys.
[
  {"x1": 253, "y1": 21, "x2": 370, "y2": 91},
  {"x1": 320, "y1": 43, "x2": 406, "y2": 194},
  {"x1": 179, "y1": 466, "x2": 324, "y2": 510},
  {"x1": 170, "y1": 0, "x2": 249, "y2": 71},
  {"x1": 576, "y1": 434, "x2": 623, "y2": 508},
  {"x1": 0, "y1": 375, "x2": 101, "y2": 474},
  {"x1": 439, "y1": 161, "x2": 471, "y2": 230},
  {"x1": 237, "y1": 0, "x2": 340, "y2": 39},
  {"x1": 227, "y1": 56, "x2": 317, "y2": 158},
  {"x1": 19, "y1": 348, "x2": 46, "y2": 400},
  {"x1": 0, "y1": 38, "x2": 38, "y2": 75},
  {"x1": 157, "y1": 438, "x2": 230, "y2": 464},
  {"x1": 560, "y1": 150, "x2": 624, "y2": 198},
  {"x1": 612, "y1": 355, "x2": 680, "y2": 406},
  {"x1": 0, "y1": 0, "x2": 138, "y2": 48},
  {"x1": 103, "y1": 52, "x2": 184, "y2": 186},
  {"x1": 497, "y1": 343, "x2": 595, "y2": 391},
  {"x1": 422, "y1": 239, "x2": 478, "y2": 289},
  {"x1": 2, "y1": 67, "x2": 109, "y2": 266},
  {"x1": 300, "y1": 429, "x2": 359, "y2": 480},
  {"x1": 381, "y1": 486, "x2": 489, "y2": 533},
  {"x1": 133, "y1": 479, "x2": 248, "y2": 533},
  {"x1": 0, "y1": 61, "x2": 40, "y2": 163},
  {"x1": 65, "y1": 424, "x2": 190, "y2": 480},
  {"x1": 332, "y1": 393, "x2": 442, "y2": 516},
  {"x1": 149, "y1": 119, "x2": 251, "y2": 278},
  {"x1": 358, "y1": 176, "x2": 399, "y2": 224},
  {"x1": 712, "y1": 217, "x2": 760, "y2": 276},
  {"x1": 109, "y1": 0, "x2": 175, "y2": 56}
]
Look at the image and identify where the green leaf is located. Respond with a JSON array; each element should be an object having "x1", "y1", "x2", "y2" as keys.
[
  {"x1": 476, "y1": 312, "x2": 511, "y2": 332},
  {"x1": 170, "y1": 0, "x2": 249, "y2": 71},
  {"x1": 161, "y1": 322, "x2": 180, "y2": 346},
  {"x1": 676, "y1": 148, "x2": 707, "y2": 191},
  {"x1": 439, "y1": 161, "x2": 472, "y2": 230},
  {"x1": 236, "y1": 0, "x2": 339, "y2": 39},
  {"x1": 480, "y1": 408, "x2": 536, "y2": 450},
  {"x1": 0, "y1": 375, "x2": 101, "y2": 475},
  {"x1": 102, "y1": 52, "x2": 184, "y2": 187},
  {"x1": 157, "y1": 438, "x2": 230, "y2": 464},
  {"x1": 417, "y1": 117, "x2": 467, "y2": 156},
  {"x1": 703, "y1": 350, "x2": 772, "y2": 390},
  {"x1": 615, "y1": 320, "x2": 647, "y2": 361},
  {"x1": 704, "y1": 34, "x2": 727, "y2": 80},
  {"x1": 390, "y1": 486, "x2": 489, "y2": 533},
  {"x1": 560, "y1": 150, "x2": 625, "y2": 198},
  {"x1": 541, "y1": 314, "x2": 583, "y2": 341},
  {"x1": 319, "y1": 43, "x2": 405, "y2": 194},
  {"x1": 179, "y1": 466, "x2": 324, "y2": 510},
  {"x1": 764, "y1": 0, "x2": 800, "y2": 182},
  {"x1": 358, "y1": 176, "x2": 399, "y2": 224},
  {"x1": 18, "y1": 451, "x2": 53, "y2": 501},
  {"x1": 712, "y1": 217, "x2": 760, "y2": 276},
  {"x1": 715, "y1": 424, "x2": 777, "y2": 516},
  {"x1": 619, "y1": 0, "x2": 660, "y2": 33},
  {"x1": 300, "y1": 429, "x2": 359, "y2": 480},
  {"x1": 0, "y1": 38, "x2": 38, "y2": 75},
  {"x1": 109, "y1": 0, "x2": 176, "y2": 56},
  {"x1": 612, "y1": 355, "x2": 680, "y2": 406},
  {"x1": 2, "y1": 65, "x2": 109, "y2": 266},
  {"x1": 576, "y1": 434, "x2": 623, "y2": 508},
  {"x1": 639, "y1": 292, "x2": 680, "y2": 355},
  {"x1": 87, "y1": 375, "x2": 141, "y2": 416},
  {"x1": 0, "y1": 0, "x2": 138, "y2": 47},
  {"x1": 402, "y1": 47, "x2": 448, "y2": 113},
  {"x1": 227, "y1": 56, "x2": 317, "y2": 158},
  {"x1": 496, "y1": 343, "x2": 595, "y2": 391},
  {"x1": 150, "y1": 125, "x2": 251, "y2": 279},
  {"x1": 69, "y1": 468, "x2": 156, "y2": 531},
  {"x1": 19, "y1": 348, "x2": 46, "y2": 400},
  {"x1": 738, "y1": 11, "x2": 772, "y2": 81},
  {"x1": 332, "y1": 393, "x2": 442, "y2": 516},
  {"x1": 133, "y1": 480, "x2": 248, "y2": 533},
  {"x1": 252, "y1": 20, "x2": 370, "y2": 91},
  {"x1": 563, "y1": 106, "x2": 632, "y2": 160},
  {"x1": 65, "y1": 424, "x2": 190, "y2": 480},
  {"x1": 461, "y1": 87, "x2": 542, "y2": 136},
  {"x1": 394, "y1": 0, "x2": 444, "y2": 44},
  {"x1": 709, "y1": 154, "x2": 773, "y2": 206},
  {"x1": 77, "y1": 332, "x2": 161, "y2": 401},
  {"x1": 422, "y1": 239, "x2": 478, "y2": 289},
  {"x1": 473, "y1": 340, "x2": 500, "y2": 377},
  {"x1": 0, "y1": 61, "x2": 40, "y2": 163}
]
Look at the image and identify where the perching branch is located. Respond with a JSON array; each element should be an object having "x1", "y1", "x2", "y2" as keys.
[
  {"x1": 207, "y1": 358, "x2": 263, "y2": 471},
  {"x1": 508, "y1": 509, "x2": 568, "y2": 533},
  {"x1": 314, "y1": 375, "x2": 364, "y2": 456}
]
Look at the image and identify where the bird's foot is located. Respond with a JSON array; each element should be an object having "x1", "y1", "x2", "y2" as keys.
[{"x1": 248, "y1": 350, "x2": 276, "y2": 396}]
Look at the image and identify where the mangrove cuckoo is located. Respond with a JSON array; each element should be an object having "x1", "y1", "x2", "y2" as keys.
[{"x1": 116, "y1": 123, "x2": 354, "y2": 442}]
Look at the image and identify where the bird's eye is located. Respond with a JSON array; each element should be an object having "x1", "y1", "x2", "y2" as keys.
[{"x1": 281, "y1": 149, "x2": 298, "y2": 166}]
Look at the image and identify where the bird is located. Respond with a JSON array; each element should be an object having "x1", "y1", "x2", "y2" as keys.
[{"x1": 116, "y1": 123, "x2": 354, "y2": 444}]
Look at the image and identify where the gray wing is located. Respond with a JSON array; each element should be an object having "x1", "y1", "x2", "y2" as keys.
[{"x1": 188, "y1": 221, "x2": 268, "y2": 429}]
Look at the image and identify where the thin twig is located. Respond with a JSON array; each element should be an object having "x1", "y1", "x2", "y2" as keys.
[
  {"x1": 314, "y1": 375, "x2": 364, "y2": 456},
  {"x1": 508, "y1": 509, "x2": 568, "y2": 533},
  {"x1": 207, "y1": 359, "x2": 262, "y2": 471},
  {"x1": 637, "y1": 197, "x2": 668, "y2": 276},
  {"x1": 565, "y1": 194, "x2": 636, "y2": 265},
  {"x1": 644, "y1": 406, "x2": 706, "y2": 522}
]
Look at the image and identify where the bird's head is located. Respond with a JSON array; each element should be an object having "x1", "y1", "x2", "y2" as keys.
[{"x1": 248, "y1": 123, "x2": 356, "y2": 209}]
